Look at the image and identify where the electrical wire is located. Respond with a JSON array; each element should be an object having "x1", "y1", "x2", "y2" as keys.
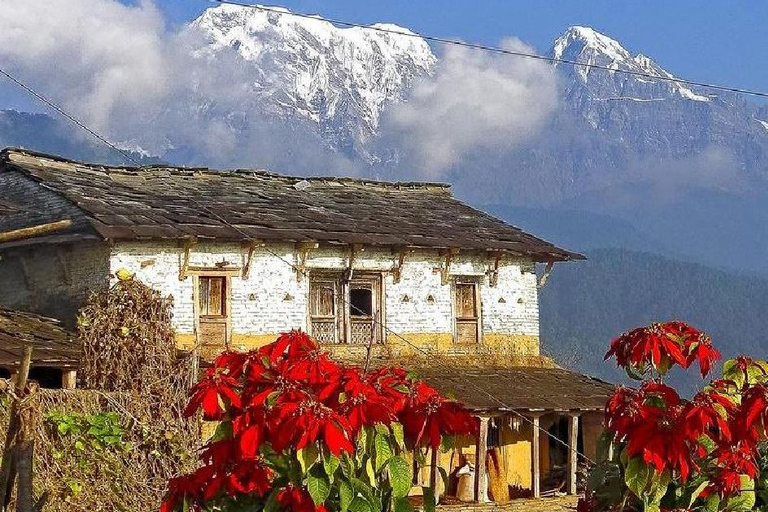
[
  {"x1": 0, "y1": 66, "x2": 141, "y2": 166},
  {"x1": 213, "y1": 0, "x2": 768, "y2": 100}
]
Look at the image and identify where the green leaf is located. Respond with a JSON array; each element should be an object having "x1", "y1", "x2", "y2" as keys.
[
  {"x1": 422, "y1": 486, "x2": 436, "y2": 512},
  {"x1": 724, "y1": 476, "x2": 755, "y2": 512},
  {"x1": 624, "y1": 457, "x2": 651, "y2": 497},
  {"x1": 74, "y1": 440, "x2": 85, "y2": 451},
  {"x1": 323, "y1": 454, "x2": 340, "y2": 483},
  {"x1": 394, "y1": 497, "x2": 414, "y2": 512},
  {"x1": 365, "y1": 457, "x2": 376, "y2": 486},
  {"x1": 210, "y1": 421, "x2": 233, "y2": 443},
  {"x1": 348, "y1": 497, "x2": 371, "y2": 512},
  {"x1": 307, "y1": 466, "x2": 331, "y2": 506},
  {"x1": 339, "y1": 480, "x2": 354, "y2": 512},
  {"x1": 374, "y1": 432, "x2": 394, "y2": 472},
  {"x1": 688, "y1": 479, "x2": 709, "y2": 508},
  {"x1": 298, "y1": 443, "x2": 320, "y2": 474},
  {"x1": 388, "y1": 456, "x2": 412, "y2": 498},
  {"x1": 391, "y1": 423, "x2": 405, "y2": 449}
]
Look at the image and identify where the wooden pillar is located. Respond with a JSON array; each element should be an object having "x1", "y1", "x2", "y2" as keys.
[
  {"x1": 429, "y1": 446, "x2": 439, "y2": 495},
  {"x1": 474, "y1": 416, "x2": 489, "y2": 503},
  {"x1": 567, "y1": 413, "x2": 580, "y2": 495},
  {"x1": 62, "y1": 370, "x2": 77, "y2": 389},
  {"x1": 531, "y1": 414, "x2": 541, "y2": 498}
]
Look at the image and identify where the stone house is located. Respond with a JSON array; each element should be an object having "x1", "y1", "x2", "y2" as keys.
[{"x1": 0, "y1": 148, "x2": 613, "y2": 502}]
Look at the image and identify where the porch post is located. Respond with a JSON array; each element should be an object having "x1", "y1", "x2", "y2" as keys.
[
  {"x1": 474, "y1": 415, "x2": 489, "y2": 502},
  {"x1": 567, "y1": 413, "x2": 580, "y2": 495},
  {"x1": 62, "y1": 370, "x2": 77, "y2": 389},
  {"x1": 531, "y1": 413, "x2": 541, "y2": 498},
  {"x1": 429, "y1": 446, "x2": 439, "y2": 494}
]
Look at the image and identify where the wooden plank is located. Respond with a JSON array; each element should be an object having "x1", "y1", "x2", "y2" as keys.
[
  {"x1": 567, "y1": 414, "x2": 579, "y2": 495},
  {"x1": 531, "y1": 414, "x2": 541, "y2": 498},
  {"x1": 0, "y1": 347, "x2": 32, "y2": 509},
  {"x1": 0, "y1": 220, "x2": 72, "y2": 243}
]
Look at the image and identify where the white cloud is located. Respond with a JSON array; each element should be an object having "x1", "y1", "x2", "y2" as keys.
[{"x1": 379, "y1": 38, "x2": 559, "y2": 177}]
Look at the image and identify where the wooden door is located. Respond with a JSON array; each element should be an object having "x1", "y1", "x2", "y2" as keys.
[
  {"x1": 455, "y1": 282, "x2": 479, "y2": 343},
  {"x1": 197, "y1": 276, "x2": 229, "y2": 355}
]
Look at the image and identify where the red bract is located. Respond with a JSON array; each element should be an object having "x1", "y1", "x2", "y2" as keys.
[
  {"x1": 607, "y1": 382, "x2": 704, "y2": 480},
  {"x1": 329, "y1": 369, "x2": 396, "y2": 434},
  {"x1": 277, "y1": 486, "x2": 326, "y2": 512},
  {"x1": 400, "y1": 381, "x2": 477, "y2": 449},
  {"x1": 708, "y1": 441, "x2": 758, "y2": 496},
  {"x1": 270, "y1": 394, "x2": 354, "y2": 456},
  {"x1": 184, "y1": 367, "x2": 242, "y2": 420},
  {"x1": 604, "y1": 321, "x2": 719, "y2": 378}
]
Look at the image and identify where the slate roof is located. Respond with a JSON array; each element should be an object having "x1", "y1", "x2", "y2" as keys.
[
  {"x1": 416, "y1": 366, "x2": 615, "y2": 412},
  {"x1": 0, "y1": 148, "x2": 582, "y2": 261},
  {"x1": 0, "y1": 308, "x2": 79, "y2": 370}
]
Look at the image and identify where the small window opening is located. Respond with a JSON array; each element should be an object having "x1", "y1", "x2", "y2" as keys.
[
  {"x1": 350, "y1": 288, "x2": 373, "y2": 317},
  {"x1": 0, "y1": 368, "x2": 10, "y2": 379}
]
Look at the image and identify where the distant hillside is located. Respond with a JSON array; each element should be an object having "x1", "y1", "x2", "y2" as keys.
[
  {"x1": 0, "y1": 109, "x2": 158, "y2": 165},
  {"x1": 539, "y1": 249, "x2": 768, "y2": 393}
]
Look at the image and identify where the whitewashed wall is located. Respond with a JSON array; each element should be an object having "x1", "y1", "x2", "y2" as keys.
[{"x1": 108, "y1": 242, "x2": 540, "y2": 338}]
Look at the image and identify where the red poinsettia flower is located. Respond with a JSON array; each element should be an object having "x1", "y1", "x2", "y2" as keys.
[
  {"x1": 734, "y1": 384, "x2": 768, "y2": 444},
  {"x1": 608, "y1": 382, "x2": 701, "y2": 480},
  {"x1": 270, "y1": 393, "x2": 354, "y2": 456},
  {"x1": 399, "y1": 381, "x2": 476, "y2": 449},
  {"x1": 325, "y1": 369, "x2": 397, "y2": 434},
  {"x1": 277, "y1": 485, "x2": 326, "y2": 512},
  {"x1": 708, "y1": 441, "x2": 758, "y2": 496},
  {"x1": 184, "y1": 367, "x2": 242, "y2": 420},
  {"x1": 226, "y1": 458, "x2": 273, "y2": 496},
  {"x1": 605, "y1": 322, "x2": 688, "y2": 374},
  {"x1": 258, "y1": 330, "x2": 318, "y2": 364},
  {"x1": 365, "y1": 366, "x2": 411, "y2": 414}
]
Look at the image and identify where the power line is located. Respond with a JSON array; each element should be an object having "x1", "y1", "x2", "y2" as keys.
[
  {"x1": 0, "y1": 66, "x2": 141, "y2": 166},
  {"x1": 213, "y1": 0, "x2": 768, "y2": 100}
]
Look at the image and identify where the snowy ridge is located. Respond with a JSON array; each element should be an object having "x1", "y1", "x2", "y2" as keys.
[
  {"x1": 552, "y1": 26, "x2": 710, "y2": 102},
  {"x1": 192, "y1": 4, "x2": 436, "y2": 137}
]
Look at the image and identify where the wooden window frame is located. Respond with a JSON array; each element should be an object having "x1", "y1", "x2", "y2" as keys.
[
  {"x1": 308, "y1": 271, "x2": 385, "y2": 345},
  {"x1": 453, "y1": 278, "x2": 482, "y2": 344},
  {"x1": 308, "y1": 276, "x2": 342, "y2": 344}
]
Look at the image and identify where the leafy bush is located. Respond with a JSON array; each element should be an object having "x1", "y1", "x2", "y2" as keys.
[
  {"x1": 162, "y1": 331, "x2": 477, "y2": 512},
  {"x1": 582, "y1": 321, "x2": 768, "y2": 512}
]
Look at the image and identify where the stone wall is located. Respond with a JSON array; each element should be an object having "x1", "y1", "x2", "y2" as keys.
[
  {"x1": 0, "y1": 241, "x2": 109, "y2": 328},
  {"x1": 109, "y1": 241, "x2": 542, "y2": 360}
]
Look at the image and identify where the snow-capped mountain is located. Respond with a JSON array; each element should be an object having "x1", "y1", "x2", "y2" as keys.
[
  {"x1": 190, "y1": 4, "x2": 435, "y2": 156},
  {"x1": 552, "y1": 26, "x2": 710, "y2": 102}
]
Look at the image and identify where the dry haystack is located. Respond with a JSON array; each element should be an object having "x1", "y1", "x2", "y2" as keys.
[{"x1": 1, "y1": 276, "x2": 200, "y2": 511}]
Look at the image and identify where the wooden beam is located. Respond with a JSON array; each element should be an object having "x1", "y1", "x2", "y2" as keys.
[
  {"x1": 241, "y1": 241, "x2": 263, "y2": 279},
  {"x1": 531, "y1": 414, "x2": 541, "y2": 499},
  {"x1": 567, "y1": 413, "x2": 580, "y2": 495},
  {"x1": 537, "y1": 261, "x2": 555, "y2": 289},
  {"x1": 474, "y1": 416, "x2": 489, "y2": 503},
  {"x1": 0, "y1": 220, "x2": 72, "y2": 244},
  {"x1": 178, "y1": 237, "x2": 197, "y2": 281}
]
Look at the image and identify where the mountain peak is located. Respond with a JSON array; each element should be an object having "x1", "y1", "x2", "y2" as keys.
[
  {"x1": 552, "y1": 26, "x2": 632, "y2": 65},
  {"x1": 550, "y1": 25, "x2": 710, "y2": 102}
]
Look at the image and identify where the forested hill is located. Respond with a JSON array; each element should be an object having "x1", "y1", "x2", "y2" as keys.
[{"x1": 539, "y1": 248, "x2": 768, "y2": 394}]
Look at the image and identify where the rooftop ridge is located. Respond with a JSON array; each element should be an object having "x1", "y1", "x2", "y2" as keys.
[{"x1": 0, "y1": 147, "x2": 452, "y2": 191}]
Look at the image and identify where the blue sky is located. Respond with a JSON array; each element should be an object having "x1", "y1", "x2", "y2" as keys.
[{"x1": 147, "y1": 0, "x2": 768, "y2": 95}]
